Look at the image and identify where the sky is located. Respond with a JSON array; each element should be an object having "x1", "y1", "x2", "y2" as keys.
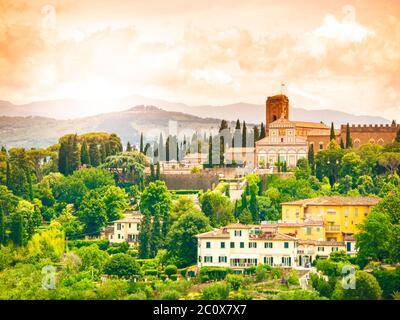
[{"x1": 0, "y1": 0, "x2": 399, "y2": 120}]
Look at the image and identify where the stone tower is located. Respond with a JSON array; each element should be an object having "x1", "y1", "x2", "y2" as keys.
[{"x1": 266, "y1": 94, "x2": 289, "y2": 128}]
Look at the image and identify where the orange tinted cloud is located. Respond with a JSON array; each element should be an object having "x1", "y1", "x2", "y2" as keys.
[{"x1": 0, "y1": 0, "x2": 399, "y2": 120}]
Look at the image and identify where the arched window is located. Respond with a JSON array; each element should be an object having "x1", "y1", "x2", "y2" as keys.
[
  {"x1": 369, "y1": 138, "x2": 375, "y2": 144},
  {"x1": 377, "y1": 138, "x2": 384, "y2": 145},
  {"x1": 353, "y1": 138, "x2": 360, "y2": 148},
  {"x1": 319, "y1": 142, "x2": 324, "y2": 150},
  {"x1": 273, "y1": 115, "x2": 277, "y2": 121}
]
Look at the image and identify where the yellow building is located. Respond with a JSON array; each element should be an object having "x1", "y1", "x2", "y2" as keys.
[{"x1": 280, "y1": 196, "x2": 381, "y2": 242}]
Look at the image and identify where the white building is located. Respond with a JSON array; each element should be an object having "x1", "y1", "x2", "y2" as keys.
[
  {"x1": 255, "y1": 116, "x2": 308, "y2": 168},
  {"x1": 196, "y1": 223, "x2": 297, "y2": 270},
  {"x1": 108, "y1": 212, "x2": 143, "y2": 245}
]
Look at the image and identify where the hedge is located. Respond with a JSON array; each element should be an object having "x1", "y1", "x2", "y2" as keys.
[
  {"x1": 144, "y1": 269, "x2": 159, "y2": 276},
  {"x1": 199, "y1": 267, "x2": 233, "y2": 282},
  {"x1": 170, "y1": 190, "x2": 201, "y2": 195},
  {"x1": 67, "y1": 239, "x2": 109, "y2": 251}
]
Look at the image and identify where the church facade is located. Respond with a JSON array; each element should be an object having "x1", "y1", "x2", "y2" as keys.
[{"x1": 254, "y1": 94, "x2": 399, "y2": 169}]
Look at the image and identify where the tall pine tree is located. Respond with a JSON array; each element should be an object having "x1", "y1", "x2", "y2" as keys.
[
  {"x1": 330, "y1": 122, "x2": 335, "y2": 141},
  {"x1": 138, "y1": 211, "x2": 151, "y2": 258},
  {"x1": 140, "y1": 133, "x2": 144, "y2": 153},
  {"x1": 80, "y1": 140, "x2": 90, "y2": 165},
  {"x1": 345, "y1": 123, "x2": 353, "y2": 148},
  {"x1": 242, "y1": 121, "x2": 247, "y2": 147}
]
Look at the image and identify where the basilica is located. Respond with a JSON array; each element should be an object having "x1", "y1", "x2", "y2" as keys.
[{"x1": 253, "y1": 94, "x2": 399, "y2": 169}]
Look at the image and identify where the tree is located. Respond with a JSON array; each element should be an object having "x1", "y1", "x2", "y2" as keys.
[
  {"x1": 7, "y1": 148, "x2": 32, "y2": 199},
  {"x1": 295, "y1": 158, "x2": 311, "y2": 180},
  {"x1": 340, "y1": 138, "x2": 345, "y2": 149},
  {"x1": 260, "y1": 122, "x2": 266, "y2": 140},
  {"x1": 166, "y1": 210, "x2": 211, "y2": 267},
  {"x1": 339, "y1": 151, "x2": 362, "y2": 181},
  {"x1": 140, "y1": 181, "x2": 171, "y2": 236},
  {"x1": 199, "y1": 191, "x2": 234, "y2": 227},
  {"x1": 89, "y1": 143, "x2": 100, "y2": 167},
  {"x1": 138, "y1": 211, "x2": 151, "y2": 259},
  {"x1": 104, "y1": 253, "x2": 140, "y2": 278},
  {"x1": 10, "y1": 212, "x2": 23, "y2": 246},
  {"x1": 242, "y1": 121, "x2": 247, "y2": 147},
  {"x1": 356, "y1": 191, "x2": 400, "y2": 263},
  {"x1": 101, "y1": 186, "x2": 129, "y2": 222},
  {"x1": 345, "y1": 123, "x2": 353, "y2": 148},
  {"x1": 333, "y1": 271, "x2": 382, "y2": 300},
  {"x1": 315, "y1": 140, "x2": 345, "y2": 187},
  {"x1": 249, "y1": 190, "x2": 258, "y2": 223},
  {"x1": 77, "y1": 190, "x2": 108, "y2": 235},
  {"x1": 208, "y1": 135, "x2": 213, "y2": 167},
  {"x1": 156, "y1": 162, "x2": 161, "y2": 180},
  {"x1": 379, "y1": 152, "x2": 400, "y2": 174},
  {"x1": 308, "y1": 143, "x2": 315, "y2": 175},
  {"x1": 80, "y1": 140, "x2": 90, "y2": 165},
  {"x1": 238, "y1": 208, "x2": 253, "y2": 224},
  {"x1": 330, "y1": 122, "x2": 335, "y2": 141},
  {"x1": 76, "y1": 244, "x2": 109, "y2": 276},
  {"x1": 55, "y1": 205, "x2": 84, "y2": 239},
  {"x1": 140, "y1": 133, "x2": 144, "y2": 153},
  {"x1": 396, "y1": 128, "x2": 400, "y2": 143},
  {"x1": 0, "y1": 207, "x2": 4, "y2": 244},
  {"x1": 253, "y1": 126, "x2": 259, "y2": 144},
  {"x1": 126, "y1": 142, "x2": 132, "y2": 152}
]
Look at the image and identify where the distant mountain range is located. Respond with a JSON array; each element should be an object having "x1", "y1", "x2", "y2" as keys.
[{"x1": 0, "y1": 95, "x2": 391, "y2": 148}]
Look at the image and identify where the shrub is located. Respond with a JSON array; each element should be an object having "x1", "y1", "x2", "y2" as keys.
[
  {"x1": 199, "y1": 267, "x2": 232, "y2": 282},
  {"x1": 104, "y1": 253, "x2": 140, "y2": 278},
  {"x1": 165, "y1": 265, "x2": 178, "y2": 277},
  {"x1": 179, "y1": 268, "x2": 187, "y2": 277},
  {"x1": 106, "y1": 242, "x2": 129, "y2": 255},
  {"x1": 373, "y1": 268, "x2": 400, "y2": 300},
  {"x1": 161, "y1": 289, "x2": 182, "y2": 300},
  {"x1": 244, "y1": 266, "x2": 256, "y2": 275},
  {"x1": 160, "y1": 274, "x2": 167, "y2": 281},
  {"x1": 310, "y1": 274, "x2": 336, "y2": 299},
  {"x1": 226, "y1": 274, "x2": 244, "y2": 291},
  {"x1": 68, "y1": 239, "x2": 109, "y2": 251},
  {"x1": 332, "y1": 271, "x2": 382, "y2": 300},
  {"x1": 256, "y1": 269, "x2": 268, "y2": 283},
  {"x1": 202, "y1": 283, "x2": 231, "y2": 300},
  {"x1": 271, "y1": 268, "x2": 282, "y2": 279},
  {"x1": 275, "y1": 290, "x2": 327, "y2": 300},
  {"x1": 287, "y1": 270, "x2": 299, "y2": 286},
  {"x1": 129, "y1": 291, "x2": 147, "y2": 300},
  {"x1": 170, "y1": 274, "x2": 178, "y2": 281},
  {"x1": 144, "y1": 269, "x2": 158, "y2": 276}
]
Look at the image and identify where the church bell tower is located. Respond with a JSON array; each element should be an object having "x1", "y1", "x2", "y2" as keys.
[{"x1": 266, "y1": 94, "x2": 289, "y2": 129}]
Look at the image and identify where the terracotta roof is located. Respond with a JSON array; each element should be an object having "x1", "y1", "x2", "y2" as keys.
[
  {"x1": 261, "y1": 220, "x2": 324, "y2": 228},
  {"x1": 269, "y1": 117, "x2": 296, "y2": 128},
  {"x1": 113, "y1": 212, "x2": 143, "y2": 223},
  {"x1": 298, "y1": 239, "x2": 345, "y2": 247},
  {"x1": 196, "y1": 228, "x2": 230, "y2": 238},
  {"x1": 224, "y1": 223, "x2": 252, "y2": 229},
  {"x1": 293, "y1": 121, "x2": 329, "y2": 129},
  {"x1": 282, "y1": 196, "x2": 381, "y2": 206},
  {"x1": 343, "y1": 233, "x2": 356, "y2": 241},
  {"x1": 249, "y1": 231, "x2": 296, "y2": 241}
]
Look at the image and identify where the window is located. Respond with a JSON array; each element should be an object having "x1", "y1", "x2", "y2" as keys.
[
  {"x1": 249, "y1": 242, "x2": 257, "y2": 248},
  {"x1": 318, "y1": 247, "x2": 325, "y2": 252},
  {"x1": 137, "y1": 224, "x2": 140, "y2": 231},
  {"x1": 230, "y1": 242, "x2": 235, "y2": 248},
  {"x1": 240, "y1": 242, "x2": 245, "y2": 248},
  {"x1": 344, "y1": 208, "x2": 349, "y2": 217},
  {"x1": 198, "y1": 256, "x2": 202, "y2": 262},
  {"x1": 281, "y1": 138, "x2": 284, "y2": 143},
  {"x1": 319, "y1": 143, "x2": 323, "y2": 150},
  {"x1": 206, "y1": 242, "x2": 211, "y2": 249},
  {"x1": 284, "y1": 242, "x2": 289, "y2": 249},
  {"x1": 306, "y1": 227, "x2": 312, "y2": 235},
  {"x1": 218, "y1": 256, "x2": 227, "y2": 263},
  {"x1": 129, "y1": 223, "x2": 132, "y2": 229},
  {"x1": 204, "y1": 256, "x2": 213, "y2": 263},
  {"x1": 264, "y1": 256, "x2": 274, "y2": 265},
  {"x1": 346, "y1": 242, "x2": 352, "y2": 252},
  {"x1": 234, "y1": 230, "x2": 242, "y2": 237},
  {"x1": 117, "y1": 223, "x2": 121, "y2": 230},
  {"x1": 220, "y1": 242, "x2": 225, "y2": 249},
  {"x1": 327, "y1": 209, "x2": 336, "y2": 215},
  {"x1": 264, "y1": 242, "x2": 273, "y2": 248},
  {"x1": 282, "y1": 256, "x2": 291, "y2": 266},
  {"x1": 118, "y1": 234, "x2": 121, "y2": 239},
  {"x1": 354, "y1": 208, "x2": 359, "y2": 217},
  {"x1": 332, "y1": 247, "x2": 339, "y2": 252}
]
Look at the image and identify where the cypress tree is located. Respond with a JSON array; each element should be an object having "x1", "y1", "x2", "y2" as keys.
[
  {"x1": 58, "y1": 140, "x2": 68, "y2": 175},
  {"x1": 159, "y1": 133, "x2": 164, "y2": 161},
  {"x1": 208, "y1": 135, "x2": 212, "y2": 167},
  {"x1": 330, "y1": 122, "x2": 335, "y2": 141},
  {"x1": 140, "y1": 133, "x2": 144, "y2": 153},
  {"x1": 0, "y1": 207, "x2": 5, "y2": 244},
  {"x1": 235, "y1": 119, "x2": 241, "y2": 130},
  {"x1": 6, "y1": 158, "x2": 10, "y2": 188},
  {"x1": 126, "y1": 141, "x2": 132, "y2": 152},
  {"x1": 138, "y1": 211, "x2": 151, "y2": 258},
  {"x1": 340, "y1": 138, "x2": 345, "y2": 149},
  {"x1": 234, "y1": 200, "x2": 240, "y2": 218},
  {"x1": 346, "y1": 123, "x2": 353, "y2": 148},
  {"x1": 156, "y1": 162, "x2": 161, "y2": 180},
  {"x1": 165, "y1": 137, "x2": 170, "y2": 162},
  {"x1": 71, "y1": 134, "x2": 81, "y2": 172},
  {"x1": 260, "y1": 122, "x2": 266, "y2": 139},
  {"x1": 308, "y1": 144, "x2": 315, "y2": 175},
  {"x1": 241, "y1": 191, "x2": 247, "y2": 210},
  {"x1": 11, "y1": 212, "x2": 23, "y2": 246},
  {"x1": 253, "y1": 125, "x2": 259, "y2": 145},
  {"x1": 89, "y1": 143, "x2": 100, "y2": 167},
  {"x1": 99, "y1": 143, "x2": 107, "y2": 163},
  {"x1": 225, "y1": 185, "x2": 230, "y2": 198},
  {"x1": 150, "y1": 211, "x2": 161, "y2": 258},
  {"x1": 150, "y1": 163, "x2": 155, "y2": 181},
  {"x1": 249, "y1": 191, "x2": 258, "y2": 223},
  {"x1": 242, "y1": 121, "x2": 247, "y2": 147},
  {"x1": 80, "y1": 140, "x2": 90, "y2": 165}
]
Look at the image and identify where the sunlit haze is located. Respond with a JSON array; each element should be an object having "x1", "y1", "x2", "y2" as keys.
[{"x1": 0, "y1": 0, "x2": 399, "y2": 120}]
